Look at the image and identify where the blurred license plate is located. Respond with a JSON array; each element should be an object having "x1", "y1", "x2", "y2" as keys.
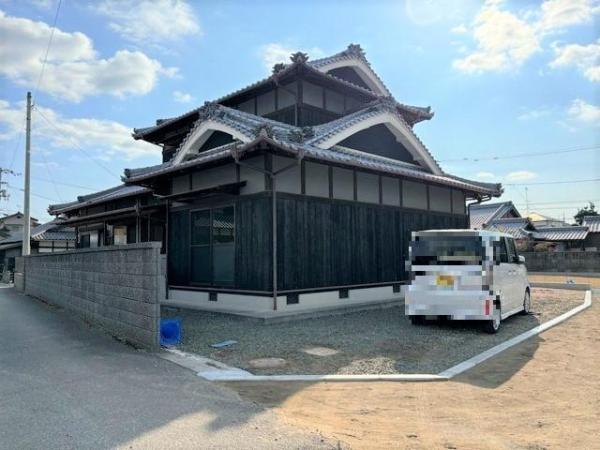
[{"x1": 436, "y1": 275, "x2": 455, "y2": 287}]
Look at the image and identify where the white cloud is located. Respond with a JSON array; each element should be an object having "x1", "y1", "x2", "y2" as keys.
[
  {"x1": 517, "y1": 106, "x2": 553, "y2": 120},
  {"x1": 94, "y1": 0, "x2": 200, "y2": 46},
  {"x1": 259, "y1": 43, "x2": 325, "y2": 72},
  {"x1": 475, "y1": 171, "x2": 496, "y2": 179},
  {"x1": 453, "y1": 0, "x2": 540, "y2": 73},
  {"x1": 453, "y1": 0, "x2": 599, "y2": 74},
  {"x1": 173, "y1": 90, "x2": 193, "y2": 103},
  {"x1": 550, "y1": 39, "x2": 600, "y2": 82},
  {"x1": 0, "y1": 99, "x2": 159, "y2": 160},
  {"x1": 505, "y1": 170, "x2": 538, "y2": 181},
  {"x1": 567, "y1": 98, "x2": 600, "y2": 125},
  {"x1": 0, "y1": 10, "x2": 178, "y2": 102},
  {"x1": 450, "y1": 24, "x2": 468, "y2": 34},
  {"x1": 537, "y1": 0, "x2": 599, "y2": 33}
]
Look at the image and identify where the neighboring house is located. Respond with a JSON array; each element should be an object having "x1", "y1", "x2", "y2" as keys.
[
  {"x1": 582, "y1": 215, "x2": 600, "y2": 251},
  {"x1": 528, "y1": 212, "x2": 570, "y2": 228},
  {"x1": 48, "y1": 44, "x2": 501, "y2": 313},
  {"x1": 486, "y1": 217, "x2": 537, "y2": 251},
  {"x1": 0, "y1": 220, "x2": 76, "y2": 278},
  {"x1": 0, "y1": 212, "x2": 39, "y2": 235},
  {"x1": 533, "y1": 226, "x2": 589, "y2": 251},
  {"x1": 469, "y1": 201, "x2": 520, "y2": 229}
]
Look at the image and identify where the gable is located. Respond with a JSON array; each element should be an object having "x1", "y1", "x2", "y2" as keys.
[
  {"x1": 338, "y1": 124, "x2": 419, "y2": 166},
  {"x1": 327, "y1": 67, "x2": 371, "y2": 90},
  {"x1": 199, "y1": 130, "x2": 235, "y2": 153}
]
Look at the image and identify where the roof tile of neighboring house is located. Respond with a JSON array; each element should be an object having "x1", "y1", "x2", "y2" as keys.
[
  {"x1": 487, "y1": 217, "x2": 535, "y2": 239},
  {"x1": 49, "y1": 184, "x2": 150, "y2": 215},
  {"x1": 0, "y1": 220, "x2": 75, "y2": 245},
  {"x1": 582, "y1": 215, "x2": 600, "y2": 233},
  {"x1": 469, "y1": 201, "x2": 519, "y2": 229},
  {"x1": 533, "y1": 226, "x2": 589, "y2": 241}
]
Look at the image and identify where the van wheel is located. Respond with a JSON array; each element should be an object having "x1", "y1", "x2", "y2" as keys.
[
  {"x1": 520, "y1": 290, "x2": 531, "y2": 315},
  {"x1": 410, "y1": 315, "x2": 425, "y2": 325},
  {"x1": 482, "y1": 305, "x2": 501, "y2": 334}
]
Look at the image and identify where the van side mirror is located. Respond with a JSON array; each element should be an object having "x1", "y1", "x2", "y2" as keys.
[{"x1": 518, "y1": 255, "x2": 525, "y2": 264}]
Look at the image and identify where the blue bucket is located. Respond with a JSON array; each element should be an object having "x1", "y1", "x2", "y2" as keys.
[{"x1": 160, "y1": 318, "x2": 182, "y2": 346}]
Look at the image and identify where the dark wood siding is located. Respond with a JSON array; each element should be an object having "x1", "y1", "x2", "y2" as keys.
[{"x1": 168, "y1": 192, "x2": 467, "y2": 292}]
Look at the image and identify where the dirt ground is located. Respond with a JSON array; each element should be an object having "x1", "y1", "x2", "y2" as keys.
[
  {"x1": 529, "y1": 273, "x2": 600, "y2": 288},
  {"x1": 227, "y1": 289, "x2": 599, "y2": 449}
]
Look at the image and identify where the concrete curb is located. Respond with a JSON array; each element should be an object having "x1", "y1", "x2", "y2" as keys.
[{"x1": 159, "y1": 290, "x2": 592, "y2": 383}]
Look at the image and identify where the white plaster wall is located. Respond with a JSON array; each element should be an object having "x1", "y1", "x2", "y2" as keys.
[
  {"x1": 429, "y1": 185, "x2": 452, "y2": 213},
  {"x1": 452, "y1": 190, "x2": 466, "y2": 214},
  {"x1": 192, "y1": 164, "x2": 236, "y2": 190},
  {"x1": 273, "y1": 155, "x2": 301, "y2": 194},
  {"x1": 332, "y1": 167, "x2": 354, "y2": 201},
  {"x1": 304, "y1": 161, "x2": 330, "y2": 198},
  {"x1": 356, "y1": 172, "x2": 379, "y2": 204},
  {"x1": 240, "y1": 155, "x2": 266, "y2": 194},
  {"x1": 381, "y1": 176, "x2": 400, "y2": 206},
  {"x1": 403, "y1": 180, "x2": 427, "y2": 210}
]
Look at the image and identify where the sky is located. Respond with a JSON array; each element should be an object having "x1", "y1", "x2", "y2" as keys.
[{"x1": 0, "y1": 0, "x2": 598, "y2": 224}]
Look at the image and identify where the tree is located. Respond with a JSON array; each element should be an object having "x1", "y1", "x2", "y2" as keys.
[{"x1": 574, "y1": 202, "x2": 598, "y2": 225}]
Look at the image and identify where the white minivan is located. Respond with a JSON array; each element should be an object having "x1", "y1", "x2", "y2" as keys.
[{"x1": 405, "y1": 230, "x2": 531, "y2": 333}]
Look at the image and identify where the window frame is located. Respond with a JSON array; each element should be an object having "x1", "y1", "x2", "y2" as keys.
[{"x1": 189, "y1": 204, "x2": 236, "y2": 287}]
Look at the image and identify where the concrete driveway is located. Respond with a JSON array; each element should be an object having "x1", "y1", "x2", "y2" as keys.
[{"x1": 0, "y1": 287, "x2": 336, "y2": 450}]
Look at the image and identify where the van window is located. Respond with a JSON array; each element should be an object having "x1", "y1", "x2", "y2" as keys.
[
  {"x1": 505, "y1": 237, "x2": 518, "y2": 263},
  {"x1": 411, "y1": 236, "x2": 484, "y2": 265},
  {"x1": 494, "y1": 239, "x2": 508, "y2": 264}
]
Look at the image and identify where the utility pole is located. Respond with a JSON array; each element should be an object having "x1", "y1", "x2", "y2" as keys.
[
  {"x1": 0, "y1": 168, "x2": 20, "y2": 202},
  {"x1": 524, "y1": 187, "x2": 529, "y2": 216},
  {"x1": 22, "y1": 91, "x2": 32, "y2": 256}
]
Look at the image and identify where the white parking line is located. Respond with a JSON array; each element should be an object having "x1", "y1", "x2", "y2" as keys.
[{"x1": 159, "y1": 290, "x2": 592, "y2": 382}]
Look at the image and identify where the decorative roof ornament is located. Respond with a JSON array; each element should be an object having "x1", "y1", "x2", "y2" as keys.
[
  {"x1": 379, "y1": 96, "x2": 398, "y2": 113},
  {"x1": 287, "y1": 126, "x2": 315, "y2": 143},
  {"x1": 272, "y1": 63, "x2": 286, "y2": 74},
  {"x1": 253, "y1": 123, "x2": 274, "y2": 138},
  {"x1": 290, "y1": 51, "x2": 309, "y2": 64},
  {"x1": 343, "y1": 43, "x2": 366, "y2": 59},
  {"x1": 198, "y1": 101, "x2": 222, "y2": 121}
]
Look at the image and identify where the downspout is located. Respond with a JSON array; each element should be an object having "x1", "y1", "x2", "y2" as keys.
[{"x1": 232, "y1": 145, "x2": 304, "y2": 310}]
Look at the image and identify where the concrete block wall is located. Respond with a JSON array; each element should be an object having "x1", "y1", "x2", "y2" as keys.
[
  {"x1": 521, "y1": 251, "x2": 600, "y2": 273},
  {"x1": 21, "y1": 243, "x2": 163, "y2": 349}
]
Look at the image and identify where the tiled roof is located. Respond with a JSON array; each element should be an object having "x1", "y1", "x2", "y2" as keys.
[
  {"x1": 533, "y1": 226, "x2": 589, "y2": 241},
  {"x1": 469, "y1": 201, "x2": 519, "y2": 229},
  {"x1": 122, "y1": 107, "x2": 502, "y2": 197},
  {"x1": 582, "y1": 215, "x2": 600, "y2": 233},
  {"x1": 487, "y1": 217, "x2": 535, "y2": 239},
  {"x1": 0, "y1": 220, "x2": 75, "y2": 245},
  {"x1": 132, "y1": 45, "x2": 433, "y2": 140},
  {"x1": 49, "y1": 184, "x2": 150, "y2": 215}
]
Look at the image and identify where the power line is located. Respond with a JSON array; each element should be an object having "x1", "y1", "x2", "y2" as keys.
[
  {"x1": 32, "y1": 177, "x2": 98, "y2": 191},
  {"x1": 6, "y1": 183, "x2": 59, "y2": 202},
  {"x1": 34, "y1": 106, "x2": 121, "y2": 179},
  {"x1": 505, "y1": 178, "x2": 600, "y2": 186},
  {"x1": 513, "y1": 199, "x2": 600, "y2": 206},
  {"x1": 439, "y1": 144, "x2": 599, "y2": 163},
  {"x1": 33, "y1": 0, "x2": 62, "y2": 97}
]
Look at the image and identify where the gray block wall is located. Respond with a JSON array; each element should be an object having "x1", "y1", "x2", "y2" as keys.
[
  {"x1": 521, "y1": 251, "x2": 600, "y2": 273},
  {"x1": 21, "y1": 243, "x2": 163, "y2": 349}
]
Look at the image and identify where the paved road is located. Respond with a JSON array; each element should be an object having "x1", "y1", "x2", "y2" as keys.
[{"x1": 0, "y1": 287, "x2": 335, "y2": 449}]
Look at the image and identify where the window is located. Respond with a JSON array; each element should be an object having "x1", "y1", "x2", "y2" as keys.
[
  {"x1": 113, "y1": 226, "x2": 127, "y2": 245},
  {"x1": 277, "y1": 83, "x2": 296, "y2": 109},
  {"x1": 494, "y1": 239, "x2": 509, "y2": 264},
  {"x1": 190, "y1": 206, "x2": 235, "y2": 286},
  {"x1": 505, "y1": 237, "x2": 518, "y2": 263},
  {"x1": 256, "y1": 91, "x2": 275, "y2": 115}
]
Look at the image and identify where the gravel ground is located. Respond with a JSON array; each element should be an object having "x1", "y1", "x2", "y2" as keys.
[{"x1": 162, "y1": 288, "x2": 585, "y2": 375}]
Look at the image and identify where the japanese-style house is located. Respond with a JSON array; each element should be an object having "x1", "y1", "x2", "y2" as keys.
[{"x1": 48, "y1": 44, "x2": 502, "y2": 314}]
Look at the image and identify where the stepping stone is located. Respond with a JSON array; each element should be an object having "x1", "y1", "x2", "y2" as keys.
[
  {"x1": 247, "y1": 357, "x2": 287, "y2": 369},
  {"x1": 302, "y1": 346, "x2": 339, "y2": 357}
]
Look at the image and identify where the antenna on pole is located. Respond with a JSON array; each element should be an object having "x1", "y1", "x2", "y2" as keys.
[{"x1": 22, "y1": 92, "x2": 32, "y2": 256}]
